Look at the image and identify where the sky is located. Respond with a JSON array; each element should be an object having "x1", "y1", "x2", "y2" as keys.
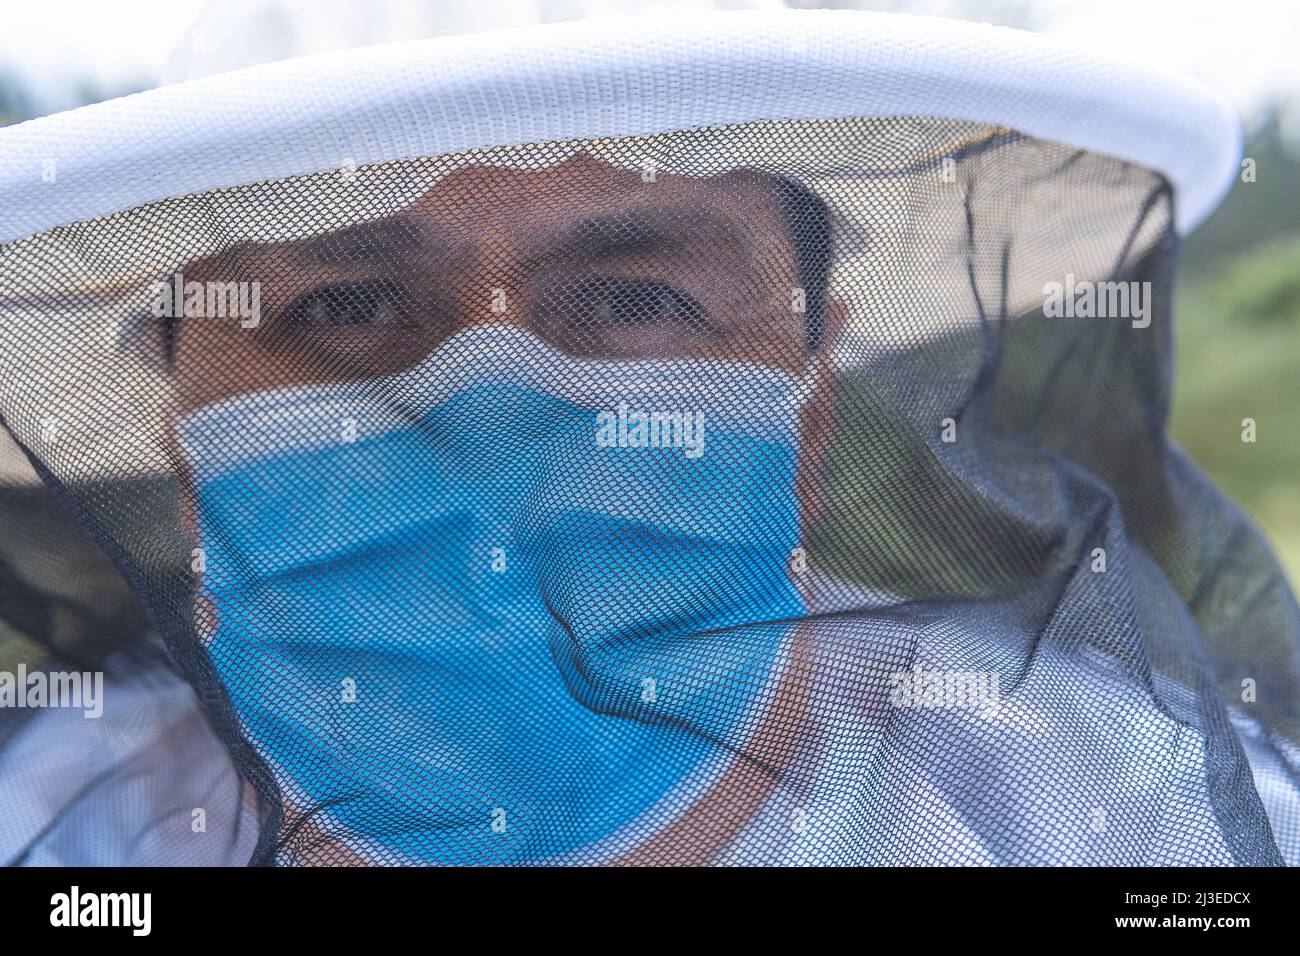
[{"x1": 0, "y1": 0, "x2": 1297, "y2": 126}]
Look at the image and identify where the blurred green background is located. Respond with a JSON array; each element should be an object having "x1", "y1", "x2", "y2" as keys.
[{"x1": 1173, "y1": 111, "x2": 1300, "y2": 586}]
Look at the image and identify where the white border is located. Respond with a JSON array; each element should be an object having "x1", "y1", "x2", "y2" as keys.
[{"x1": 0, "y1": 9, "x2": 1241, "y2": 244}]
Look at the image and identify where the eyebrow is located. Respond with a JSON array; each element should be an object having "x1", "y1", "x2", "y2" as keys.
[
  {"x1": 531, "y1": 202, "x2": 746, "y2": 267},
  {"x1": 304, "y1": 216, "x2": 432, "y2": 266}
]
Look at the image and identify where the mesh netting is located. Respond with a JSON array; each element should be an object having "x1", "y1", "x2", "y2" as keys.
[{"x1": 0, "y1": 116, "x2": 1297, "y2": 865}]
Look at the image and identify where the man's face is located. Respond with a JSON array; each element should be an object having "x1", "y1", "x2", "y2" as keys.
[
  {"x1": 164, "y1": 152, "x2": 819, "y2": 418},
  {"x1": 153, "y1": 152, "x2": 839, "y2": 863}
]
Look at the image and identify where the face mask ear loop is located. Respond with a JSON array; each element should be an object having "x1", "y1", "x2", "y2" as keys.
[{"x1": 776, "y1": 356, "x2": 824, "y2": 418}]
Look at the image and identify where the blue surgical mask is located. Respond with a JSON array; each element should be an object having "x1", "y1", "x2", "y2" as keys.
[{"x1": 178, "y1": 324, "x2": 811, "y2": 863}]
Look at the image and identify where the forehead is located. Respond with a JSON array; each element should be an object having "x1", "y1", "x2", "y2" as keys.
[
  {"x1": 413, "y1": 152, "x2": 788, "y2": 227},
  {"x1": 187, "y1": 154, "x2": 796, "y2": 279}
]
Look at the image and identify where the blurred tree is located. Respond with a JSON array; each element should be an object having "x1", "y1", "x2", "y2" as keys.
[
  {"x1": 1171, "y1": 110, "x2": 1300, "y2": 585},
  {"x1": 1182, "y1": 108, "x2": 1300, "y2": 272},
  {"x1": 0, "y1": 72, "x2": 32, "y2": 127}
]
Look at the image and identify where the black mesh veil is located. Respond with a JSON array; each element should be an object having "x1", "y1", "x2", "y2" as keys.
[{"x1": 0, "y1": 116, "x2": 1296, "y2": 866}]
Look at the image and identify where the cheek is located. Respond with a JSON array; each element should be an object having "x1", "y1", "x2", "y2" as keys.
[
  {"x1": 721, "y1": 334, "x2": 809, "y2": 378},
  {"x1": 171, "y1": 325, "x2": 251, "y2": 416},
  {"x1": 708, "y1": 276, "x2": 809, "y2": 375},
  {"x1": 170, "y1": 326, "x2": 321, "y2": 418}
]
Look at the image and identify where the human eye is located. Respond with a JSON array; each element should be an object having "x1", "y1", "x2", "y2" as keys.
[
  {"x1": 580, "y1": 277, "x2": 706, "y2": 329},
  {"x1": 537, "y1": 275, "x2": 715, "y2": 358},
  {"x1": 282, "y1": 280, "x2": 407, "y2": 327}
]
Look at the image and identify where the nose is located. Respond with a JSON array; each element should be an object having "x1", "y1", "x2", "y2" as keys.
[{"x1": 403, "y1": 164, "x2": 537, "y2": 341}]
